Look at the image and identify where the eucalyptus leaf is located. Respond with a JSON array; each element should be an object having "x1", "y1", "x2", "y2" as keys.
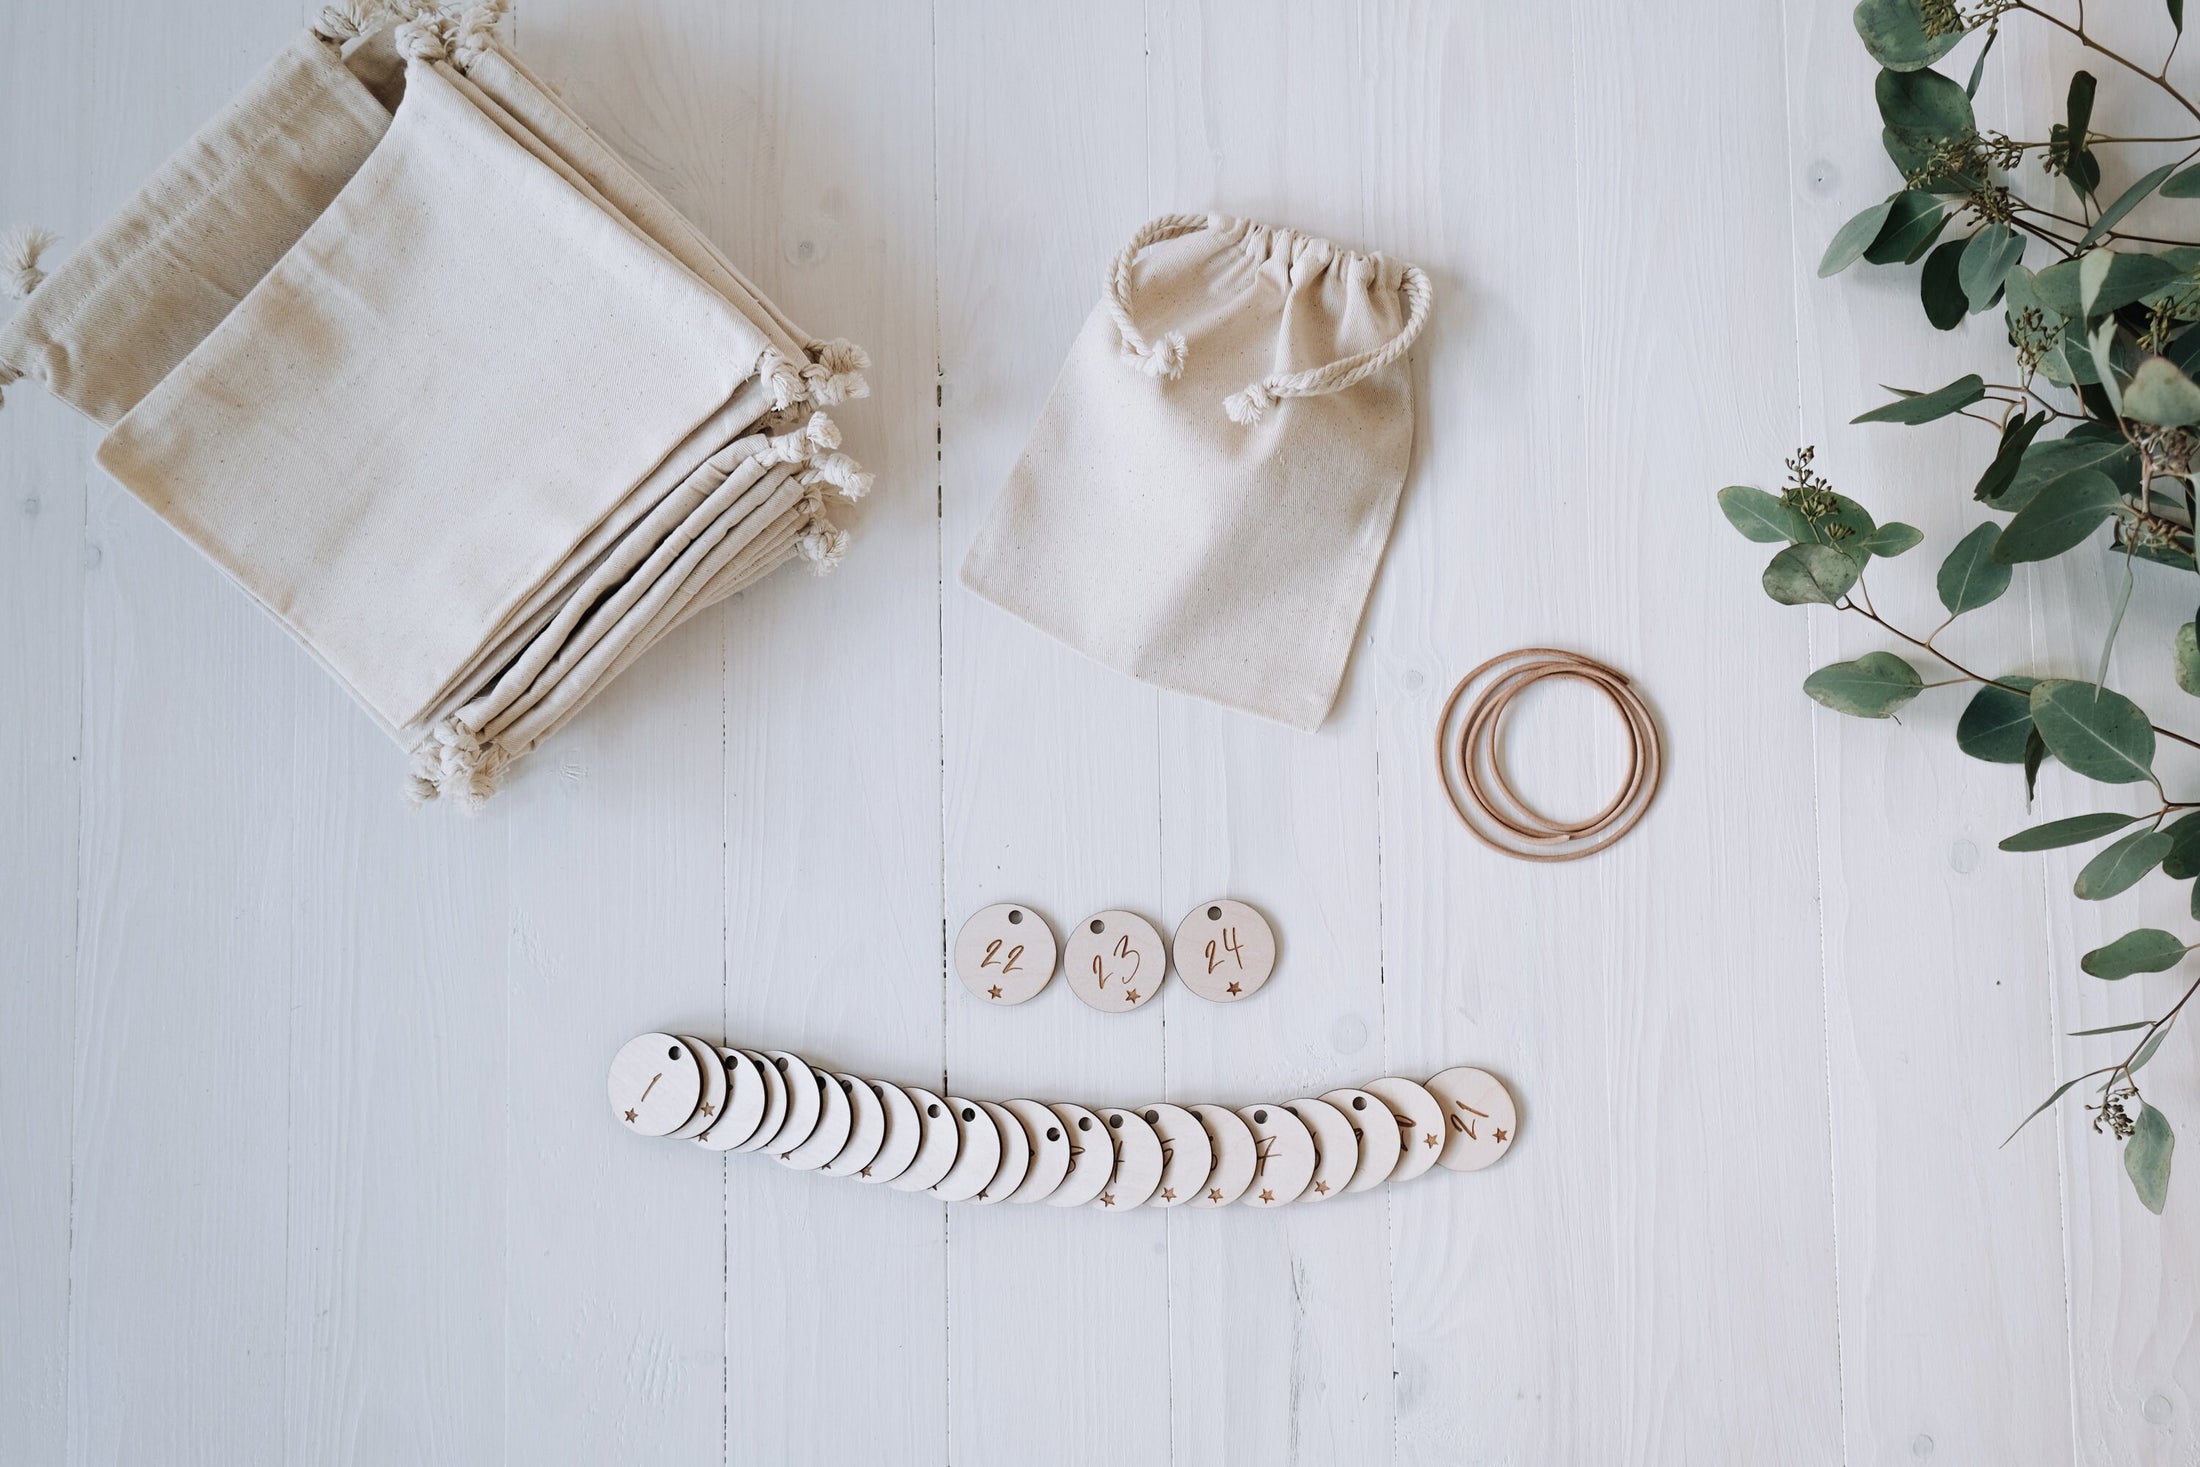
[
  {"x1": 2079, "y1": 162, "x2": 2180, "y2": 249},
  {"x1": 1805, "y1": 493, "x2": 1880, "y2": 558},
  {"x1": 2164, "y1": 161, "x2": 2200, "y2": 199},
  {"x1": 1997, "y1": 432, "x2": 2139, "y2": 514},
  {"x1": 1866, "y1": 192, "x2": 1950, "y2": 265},
  {"x1": 2091, "y1": 317, "x2": 2125, "y2": 415},
  {"x1": 2127, "y1": 1103, "x2": 2174, "y2": 1215},
  {"x1": 1973, "y1": 411, "x2": 2050, "y2": 505},
  {"x1": 1853, "y1": 374, "x2": 1986, "y2": 425},
  {"x1": 2163, "y1": 811, "x2": 2200, "y2": 878},
  {"x1": 2132, "y1": 1025, "x2": 2173, "y2": 1074},
  {"x1": 1877, "y1": 65, "x2": 1977, "y2": 146},
  {"x1": 2074, "y1": 827, "x2": 2174, "y2": 899},
  {"x1": 1803, "y1": 652, "x2": 1925, "y2": 718},
  {"x1": 2025, "y1": 727, "x2": 2049, "y2": 803},
  {"x1": 2081, "y1": 928, "x2": 2190, "y2": 978},
  {"x1": 1857, "y1": 522, "x2": 1924, "y2": 557},
  {"x1": 1938, "y1": 523, "x2": 2014, "y2": 612},
  {"x1": 2029, "y1": 679, "x2": 2157, "y2": 784},
  {"x1": 1959, "y1": 223, "x2": 2024, "y2": 310},
  {"x1": 1853, "y1": 0, "x2": 1965, "y2": 69},
  {"x1": 1719, "y1": 485, "x2": 1809, "y2": 543},
  {"x1": 2121, "y1": 356, "x2": 2200, "y2": 426},
  {"x1": 2035, "y1": 251, "x2": 2184, "y2": 317},
  {"x1": 2071, "y1": 1020, "x2": 2161, "y2": 1037},
  {"x1": 1822, "y1": 196, "x2": 1900, "y2": 277},
  {"x1": 1922, "y1": 236, "x2": 1971, "y2": 330},
  {"x1": 2179, "y1": 622, "x2": 2200, "y2": 696},
  {"x1": 2068, "y1": 70, "x2": 2096, "y2": 157},
  {"x1": 2006, "y1": 1073, "x2": 2093, "y2": 1144},
  {"x1": 2174, "y1": 0, "x2": 2188, "y2": 35},
  {"x1": 1993, "y1": 468, "x2": 2122, "y2": 562},
  {"x1": 1955, "y1": 675, "x2": 2037, "y2": 762},
  {"x1": 1763, "y1": 543, "x2": 1861, "y2": 605},
  {"x1": 1997, "y1": 810, "x2": 2142, "y2": 851},
  {"x1": 1965, "y1": 25, "x2": 1995, "y2": 97}
]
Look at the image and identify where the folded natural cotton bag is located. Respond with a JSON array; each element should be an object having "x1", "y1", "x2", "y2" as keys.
[
  {"x1": 1, "y1": 4, "x2": 875, "y2": 806},
  {"x1": 960, "y1": 212, "x2": 1431, "y2": 731}
]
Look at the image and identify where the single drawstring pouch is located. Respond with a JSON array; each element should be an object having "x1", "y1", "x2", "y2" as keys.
[{"x1": 960, "y1": 211, "x2": 1431, "y2": 730}]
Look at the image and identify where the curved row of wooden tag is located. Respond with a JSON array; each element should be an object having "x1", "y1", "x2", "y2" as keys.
[{"x1": 609, "y1": 1033, "x2": 1517, "y2": 1210}]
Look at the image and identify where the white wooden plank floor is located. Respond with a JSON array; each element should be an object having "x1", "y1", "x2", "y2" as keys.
[{"x1": 4, "y1": 1, "x2": 2200, "y2": 1463}]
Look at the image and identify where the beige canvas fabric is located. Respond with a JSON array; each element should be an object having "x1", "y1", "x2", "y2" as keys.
[
  {"x1": 90, "y1": 38, "x2": 868, "y2": 804},
  {"x1": 0, "y1": 30, "x2": 393, "y2": 425},
  {"x1": 960, "y1": 212, "x2": 1431, "y2": 731},
  {"x1": 0, "y1": 4, "x2": 876, "y2": 805}
]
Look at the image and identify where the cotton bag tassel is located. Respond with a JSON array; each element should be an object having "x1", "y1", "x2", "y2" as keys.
[
  {"x1": 1223, "y1": 381, "x2": 1280, "y2": 426},
  {"x1": 763, "y1": 410, "x2": 872, "y2": 500},
  {"x1": 407, "y1": 718, "x2": 509, "y2": 809},
  {"x1": 759, "y1": 348, "x2": 807, "y2": 412},
  {"x1": 795, "y1": 494, "x2": 850, "y2": 575},
  {"x1": 450, "y1": 0, "x2": 511, "y2": 68},
  {"x1": 3, "y1": 225, "x2": 57, "y2": 301},
  {"x1": 799, "y1": 339, "x2": 871, "y2": 406}
]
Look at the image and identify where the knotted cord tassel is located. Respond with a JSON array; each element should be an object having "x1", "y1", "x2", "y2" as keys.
[
  {"x1": 2, "y1": 225, "x2": 58, "y2": 301},
  {"x1": 1223, "y1": 381, "x2": 1278, "y2": 426},
  {"x1": 800, "y1": 339, "x2": 871, "y2": 406},
  {"x1": 1129, "y1": 330, "x2": 1187, "y2": 380}
]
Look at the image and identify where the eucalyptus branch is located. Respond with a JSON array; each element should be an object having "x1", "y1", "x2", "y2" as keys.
[
  {"x1": 2012, "y1": 0, "x2": 2200, "y2": 123},
  {"x1": 1837, "y1": 594, "x2": 2200, "y2": 753}
]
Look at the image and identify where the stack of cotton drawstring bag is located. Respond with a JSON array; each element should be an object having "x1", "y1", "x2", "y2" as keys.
[{"x1": 0, "y1": 0, "x2": 874, "y2": 807}]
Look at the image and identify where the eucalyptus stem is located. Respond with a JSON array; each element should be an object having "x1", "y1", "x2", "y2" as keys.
[
  {"x1": 1837, "y1": 593, "x2": 2200, "y2": 753},
  {"x1": 2012, "y1": 0, "x2": 2200, "y2": 124}
]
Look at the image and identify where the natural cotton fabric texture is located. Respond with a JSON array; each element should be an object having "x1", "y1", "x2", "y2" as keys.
[
  {"x1": 0, "y1": 31, "x2": 393, "y2": 423},
  {"x1": 3, "y1": 5, "x2": 874, "y2": 805},
  {"x1": 960, "y1": 212, "x2": 1431, "y2": 731}
]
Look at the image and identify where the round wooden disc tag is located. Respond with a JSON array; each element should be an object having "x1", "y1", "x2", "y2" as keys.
[
  {"x1": 1138, "y1": 1103, "x2": 1212, "y2": 1208},
  {"x1": 858, "y1": 1082, "x2": 922, "y2": 1183},
  {"x1": 891, "y1": 1087, "x2": 961, "y2": 1192},
  {"x1": 931, "y1": 1098, "x2": 1002, "y2": 1202},
  {"x1": 973, "y1": 1100, "x2": 1030, "y2": 1204},
  {"x1": 1094, "y1": 1108, "x2": 1163, "y2": 1210},
  {"x1": 822, "y1": 1074, "x2": 886, "y2": 1177},
  {"x1": 1004, "y1": 1099, "x2": 1072, "y2": 1203},
  {"x1": 1046, "y1": 1103, "x2": 1115, "y2": 1206},
  {"x1": 954, "y1": 903, "x2": 1057, "y2": 1005},
  {"x1": 1064, "y1": 910, "x2": 1165, "y2": 1012},
  {"x1": 1172, "y1": 899, "x2": 1277, "y2": 1002},
  {"x1": 1424, "y1": 1067, "x2": 1518, "y2": 1172},
  {"x1": 732, "y1": 1049, "x2": 788, "y2": 1154},
  {"x1": 608, "y1": 1034, "x2": 703, "y2": 1137},
  {"x1": 1187, "y1": 1103, "x2": 1258, "y2": 1208},
  {"x1": 1367, "y1": 1076, "x2": 1447, "y2": 1184},
  {"x1": 779, "y1": 1065, "x2": 853, "y2": 1171},
  {"x1": 764, "y1": 1051, "x2": 823, "y2": 1160},
  {"x1": 668, "y1": 1037, "x2": 728, "y2": 1141},
  {"x1": 1286, "y1": 1096, "x2": 1360, "y2": 1200},
  {"x1": 696, "y1": 1046, "x2": 768, "y2": 1152},
  {"x1": 1237, "y1": 1104, "x2": 1316, "y2": 1206},
  {"x1": 1320, "y1": 1087, "x2": 1402, "y2": 1194}
]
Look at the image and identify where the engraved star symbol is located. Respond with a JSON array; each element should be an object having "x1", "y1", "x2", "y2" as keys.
[
  {"x1": 779, "y1": 1151, "x2": 793, "y2": 1161},
  {"x1": 1225, "y1": 981, "x2": 1242, "y2": 996},
  {"x1": 859, "y1": 1166, "x2": 872, "y2": 1177},
  {"x1": 1258, "y1": 1189, "x2": 1275, "y2": 1204},
  {"x1": 1160, "y1": 1187, "x2": 1176, "y2": 1201},
  {"x1": 1208, "y1": 1188, "x2": 1224, "y2": 1203},
  {"x1": 1313, "y1": 1180, "x2": 1330, "y2": 1194},
  {"x1": 1492, "y1": 1127, "x2": 1507, "y2": 1143},
  {"x1": 1424, "y1": 1132, "x2": 1439, "y2": 1148},
  {"x1": 1124, "y1": 989, "x2": 1140, "y2": 1004},
  {"x1": 699, "y1": 1102, "x2": 715, "y2": 1117},
  {"x1": 988, "y1": 984, "x2": 1003, "y2": 999},
  {"x1": 978, "y1": 1189, "x2": 989, "y2": 1200},
  {"x1": 1100, "y1": 1193, "x2": 1116, "y2": 1207},
  {"x1": 623, "y1": 1109, "x2": 638, "y2": 1123}
]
